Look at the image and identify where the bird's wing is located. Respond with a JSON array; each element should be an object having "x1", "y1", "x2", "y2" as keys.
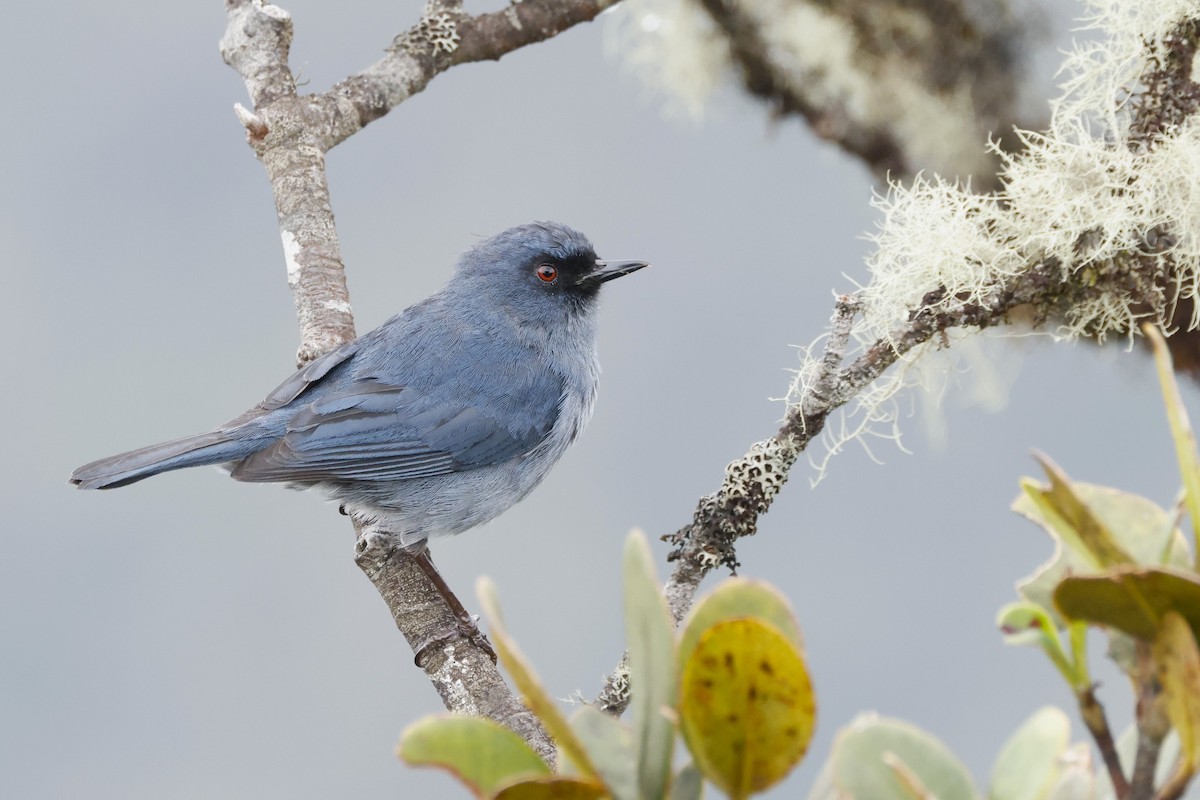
[
  {"x1": 220, "y1": 337, "x2": 365, "y2": 430},
  {"x1": 229, "y1": 375, "x2": 563, "y2": 483}
]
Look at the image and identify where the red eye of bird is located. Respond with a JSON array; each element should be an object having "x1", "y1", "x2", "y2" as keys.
[{"x1": 536, "y1": 264, "x2": 559, "y2": 283}]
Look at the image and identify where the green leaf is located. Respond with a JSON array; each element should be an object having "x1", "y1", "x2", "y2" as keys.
[
  {"x1": 1054, "y1": 565, "x2": 1200, "y2": 641},
  {"x1": 996, "y1": 603, "x2": 1090, "y2": 688},
  {"x1": 1014, "y1": 482, "x2": 1190, "y2": 622},
  {"x1": 678, "y1": 618, "x2": 815, "y2": 799},
  {"x1": 808, "y1": 714, "x2": 978, "y2": 800},
  {"x1": 492, "y1": 776, "x2": 608, "y2": 800},
  {"x1": 996, "y1": 602, "x2": 1065, "y2": 651},
  {"x1": 1146, "y1": 324, "x2": 1200, "y2": 571},
  {"x1": 1026, "y1": 454, "x2": 1135, "y2": 568},
  {"x1": 668, "y1": 763, "x2": 704, "y2": 800},
  {"x1": 1154, "y1": 611, "x2": 1200, "y2": 771},
  {"x1": 678, "y1": 578, "x2": 804, "y2": 669},
  {"x1": 477, "y1": 578, "x2": 600, "y2": 781},
  {"x1": 568, "y1": 706, "x2": 636, "y2": 800},
  {"x1": 623, "y1": 530, "x2": 676, "y2": 800},
  {"x1": 988, "y1": 706, "x2": 1070, "y2": 800},
  {"x1": 398, "y1": 715, "x2": 550, "y2": 797}
]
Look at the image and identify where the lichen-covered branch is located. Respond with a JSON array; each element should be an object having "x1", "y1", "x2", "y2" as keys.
[
  {"x1": 598, "y1": 2, "x2": 1200, "y2": 714},
  {"x1": 1128, "y1": 18, "x2": 1200, "y2": 150},
  {"x1": 220, "y1": 0, "x2": 616, "y2": 753},
  {"x1": 1127, "y1": 17, "x2": 1200, "y2": 376},
  {"x1": 597, "y1": 246, "x2": 1143, "y2": 714},
  {"x1": 661, "y1": 263, "x2": 1044, "y2": 614}
]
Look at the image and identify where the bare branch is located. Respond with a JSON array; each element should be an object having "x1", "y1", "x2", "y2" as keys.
[
  {"x1": 595, "y1": 245, "x2": 1147, "y2": 712},
  {"x1": 327, "y1": 0, "x2": 617, "y2": 147},
  {"x1": 221, "y1": 0, "x2": 297, "y2": 109},
  {"x1": 223, "y1": 0, "x2": 618, "y2": 159},
  {"x1": 355, "y1": 524, "x2": 554, "y2": 762}
]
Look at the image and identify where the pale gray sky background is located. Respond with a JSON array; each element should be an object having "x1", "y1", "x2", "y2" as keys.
[{"x1": 3, "y1": 1, "x2": 1194, "y2": 798}]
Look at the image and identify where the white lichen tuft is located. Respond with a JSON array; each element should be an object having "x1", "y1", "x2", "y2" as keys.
[
  {"x1": 803, "y1": 361, "x2": 908, "y2": 485},
  {"x1": 858, "y1": 0, "x2": 1200, "y2": 347},
  {"x1": 860, "y1": 174, "x2": 1025, "y2": 344},
  {"x1": 603, "y1": 0, "x2": 728, "y2": 119},
  {"x1": 787, "y1": 0, "x2": 1200, "y2": 475}
]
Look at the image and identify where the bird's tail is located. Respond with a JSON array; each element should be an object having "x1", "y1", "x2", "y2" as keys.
[{"x1": 70, "y1": 431, "x2": 256, "y2": 490}]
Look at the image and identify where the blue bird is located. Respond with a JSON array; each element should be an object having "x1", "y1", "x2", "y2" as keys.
[{"x1": 71, "y1": 222, "x2": 648, "y2": 552}]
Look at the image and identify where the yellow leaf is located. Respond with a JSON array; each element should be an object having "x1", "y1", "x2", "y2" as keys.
[
  {"x1": 678, "y1": 578, "x2": 804, "y2": 670},
  {"x1": 679, "y1": 618, "x2": 815, "y2": 799},
  {"x1": 1154, "y1": 611, "x2": 1200, "y2": 770}
]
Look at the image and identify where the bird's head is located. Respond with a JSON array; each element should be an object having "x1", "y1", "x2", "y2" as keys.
[{"x1": 455, "y1": 222, "x2": 648, "y2": 328}]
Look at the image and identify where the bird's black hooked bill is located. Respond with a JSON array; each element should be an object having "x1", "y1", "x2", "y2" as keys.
[{"x1": 582, "y1": 259, "x2": 650, "y2": 287}]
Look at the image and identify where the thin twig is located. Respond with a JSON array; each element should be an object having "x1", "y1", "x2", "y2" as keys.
[
  {"x1": 1131, "y1": 641, "x2": 1170, "y2": 800},
  {"x1": 1078, "y1": 685, "x2": 1130, "y2": 799},
  {"x1": 1131, "y1": 730, "x2": 1164, "y2": 800}
]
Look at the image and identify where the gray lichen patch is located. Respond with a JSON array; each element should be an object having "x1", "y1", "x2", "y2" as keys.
[
  {"x1": 596, "y1": 661, "x2": 631, "y2": 714},
  {"x1": 721, "y1": 438, "x2": 797, "y2": 518},
  {"x1": 416, "y1": 12, "x2": 462, "y2": 55}
]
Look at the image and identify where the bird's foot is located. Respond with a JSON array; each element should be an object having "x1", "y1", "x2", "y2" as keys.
[
  {"x1": 404, "y1": 544, "x2": 499, "y2": 666},
  {"x1": 462, "y1": 615, "x2": 499, "y2": 664}
]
